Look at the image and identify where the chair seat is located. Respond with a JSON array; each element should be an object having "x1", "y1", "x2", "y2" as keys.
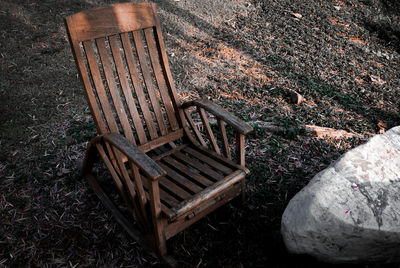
[{"x1": 142, "y1": 144, "x2": 247, "y2": 220}]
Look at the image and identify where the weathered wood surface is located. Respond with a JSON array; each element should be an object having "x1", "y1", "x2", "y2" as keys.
[
  {"x1": 66, "y1": 2, "x2": 253, "y2": 262},
  {"x1": 104, "y1": 133, "x2": 166, "y2": 180},
  {"x1": 170, "y1": 170, "x2": 245, "y2": 221},
  {"x1": 198, "y1": 107, "x2": 220, "y2": 154},
  {"x1": 218, "y1": 119, "x2": 231, "y2": 159},
  {"x1": 138, "y1": 129, "x2": 184, "y2": 153},
  {"x1": 181, "y1": 99, "x2": 253, "y2": 134},
  {"x1": 65, "y1": 3, "x2": 156, "y2": 42}
]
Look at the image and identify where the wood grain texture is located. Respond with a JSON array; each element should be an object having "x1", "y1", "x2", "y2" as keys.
[
  {"x1": 159, "y1": 176, "x2": 192, "y2": 200},
  {"x1": 83, "y1": 40, "x2": 120, "y2": 133},
  {"x1": 104, "y1": 133, "x2": 166, "y2": 180},
  {"x1": 120, "y1": 32, "x2": 158, "y2": 140},
  {"x1": 142, "y1": 176, "x2": 180, "y2": 208},
  {"x1": 112, "y1": 146, "x2": 150, "y2": 230},
  {"x1": 192, "y1": 145, "x2": 250, "y2": 175},
  {"x1": 173, "y1": 151, "x2": 224, "y2": 181},
  {"x1": 183, "y1": 109, "x2": 206, "y2": 147},
  {"x1": 182, "y1": 146, "x2": 233, "y2": 175},
  {"x1": 218, "y1": 119, "x2": 231, "y2": 160},
  {"x1": 129, "y1": 162, "x2": 149, "y2": 223},
  {"x1": 65, "y1": 3, "x2": 156, "y2": 42},
  {"x1": 165, "y1": 183, "x2": 241, "y2": 238},
  {"x1": 162, "y1": 156, "x2": 214, "y2": 187},
  {"x1": 182, "y1": 99, "x2": 253, "y2": 134},
  {"x1": 95, "y1": 143, "x2": 131, "y2": 207},
  {"x1": 158, "y1": 162, "x2": 203, "y2": 194},
  {"x1": 109, "y1": 34, "x2": 148, "y2": 144},
  {"x1": 138, "y1": 129, "x2": 184, "y2": 153},
  {"x1": 96, "y1": 37, "x2": 136, "y2": 143},
  {"x1": 66, "y1": 2, "x2": 251, "y2": 261},
  {"x1": 148, "y1": 180, "x2": 167, "y2": 255},
  {"x1": 170, "y1": 170, "x2": 245, "y2": 221},
  {"x1": 144, "y1": 28, "x2": 179, "y2": 131},
  {"x1": 151, "y1": 144, "x2": 187, "y2": 161},
  {"x1": 132, "y1": 30, "x2": 167, "y2": 136},
  {"x1": 236, "y1": 133, "x2": 245, "y2": 166},
  {"x1": 198, "y1": 107, "x2": 220, "y2": 155}
]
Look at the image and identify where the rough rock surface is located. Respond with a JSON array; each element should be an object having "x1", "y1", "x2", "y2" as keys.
[{"x1": 281, "y1": 126, "x2": 400, "y2": 263}]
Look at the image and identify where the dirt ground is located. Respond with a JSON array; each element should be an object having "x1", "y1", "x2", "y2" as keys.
[{"x1": 1, "y1": 0, "x2": 399, "y2": 267}]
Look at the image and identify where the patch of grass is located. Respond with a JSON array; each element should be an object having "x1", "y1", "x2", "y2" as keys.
[
  {"x1": 275, "y1": 118, "x2": 304, "y2": 140},
  {"x1": 297, "y1": 75, "x2": 363, "y2": 109},
  {"x1": 1, "y1": 0, "x2": 399, "y2": 266},
  {"x1": 67, "y1": 120, "x2": 97, "y2": 143}
]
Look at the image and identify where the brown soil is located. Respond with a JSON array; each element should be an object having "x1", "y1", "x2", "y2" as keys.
[{"x1": 0, "y1": 0, "x2": 399, "y2": 267}]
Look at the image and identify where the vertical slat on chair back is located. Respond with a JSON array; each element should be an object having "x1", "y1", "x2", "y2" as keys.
[{"x1": 65, "y1": 2, "x2": 181, "y2": 148}]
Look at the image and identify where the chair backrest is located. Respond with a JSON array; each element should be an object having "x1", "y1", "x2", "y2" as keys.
[{"x1": 65, "y1": 3, "x2": 183, "y2": 150}]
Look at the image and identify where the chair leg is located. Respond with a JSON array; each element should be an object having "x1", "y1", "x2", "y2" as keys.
[
  {"x1": 148, "y1": 180, "x2": 167, "y2": 256},
  {"x1": 154, "y1": 221, "x2": 167, "y2": 256},
  {"x1": 232, "y1": 179, "x2": 247, "y2": 207},
  {"x1": 241, "y1": 179, "x2": 246, "y2": 203},
  {"x1": 86, "y1": 173, "x2": 172, "y2": 263},
  {"x1": 82, "y1": 139, "x2": 175, "y2": 265}
]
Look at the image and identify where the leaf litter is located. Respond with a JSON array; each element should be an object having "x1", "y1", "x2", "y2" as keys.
[{"x1": 0, "y1": 0, "x2": 399, "y2": 267}]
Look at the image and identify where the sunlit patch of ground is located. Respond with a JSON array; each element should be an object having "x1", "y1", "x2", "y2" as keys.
[{"x1": 0, "y1": 0, "x2": 399, "y2": 266}]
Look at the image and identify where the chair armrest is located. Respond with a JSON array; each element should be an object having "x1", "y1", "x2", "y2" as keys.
[
  {"x1": 181, "y1": 99, "x2": 253, "y2": 135},
  {"x1": 103, "y1": 133, "x2": 166, "y2": 180}
]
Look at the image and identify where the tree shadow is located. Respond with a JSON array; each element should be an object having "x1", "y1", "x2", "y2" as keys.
[
  {"x1": 155, "y1": 0, "x2": 400, "y2": 132},
  {"x1": 1, "y1": 0, "x2": 399, "y2": 267}
]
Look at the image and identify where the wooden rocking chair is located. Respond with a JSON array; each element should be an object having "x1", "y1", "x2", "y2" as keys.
[{"x1": 65, "y1": 2, "x2": 252, "y2": 264}]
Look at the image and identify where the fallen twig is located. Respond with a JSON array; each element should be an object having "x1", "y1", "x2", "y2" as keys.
[{"x1": 250, "y1": 121, "x2": 366, "y2": 139}]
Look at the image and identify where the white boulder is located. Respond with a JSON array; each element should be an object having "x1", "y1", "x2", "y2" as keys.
[{"x1": 281, "y1": 126, "x2": 400, "y2": 263}]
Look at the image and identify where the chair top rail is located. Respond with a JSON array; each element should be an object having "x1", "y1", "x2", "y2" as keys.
[{"x1": 65, "y1": 2, "x2": 157, "y2": 42}]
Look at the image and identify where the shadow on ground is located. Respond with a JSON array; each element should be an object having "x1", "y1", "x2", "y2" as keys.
[{"x1": 0, "y1": 0, "x2": 399, "y2": 267}]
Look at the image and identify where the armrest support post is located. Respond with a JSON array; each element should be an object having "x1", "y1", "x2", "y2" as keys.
[
  {"x1": 103, "y1": 133, "x2": 166, "y2": 180},
  {"x1": 236, "y1": 133, "x2": 245, "y2": 167},
  {"x1": 181, "y1": 99, "x2": 253, "y2": 135}
]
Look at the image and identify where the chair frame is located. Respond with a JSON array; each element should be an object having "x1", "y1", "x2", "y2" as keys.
[{"x1": 65, "y1": 2, "x2": 252, "y2": 265}]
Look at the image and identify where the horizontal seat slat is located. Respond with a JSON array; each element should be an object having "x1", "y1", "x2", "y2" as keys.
[
  {"x1": 188, "y1": 145, "x2": 250, "y2": 174},
  {"x1": 158, "y1": 177, "x2": 192, "y2": 201},
  {"x1": 165, "y1": 183, "x2": 242, "y2": 239},
  {"x1": 182, "y1": 146, "x2": 234, "y2": 175},
  {"x1": 162, "y1": 156, "x2": 213, "y2": 188},
  {"x1": 172, "y1": 151, "x2": 224, "y2": 182},
  {"x1": 158, "y1": 162, "x2": 204, "y2": 194},
  {"x1": 170, "y1": 170, "x2": 246, "y2": 221}
]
